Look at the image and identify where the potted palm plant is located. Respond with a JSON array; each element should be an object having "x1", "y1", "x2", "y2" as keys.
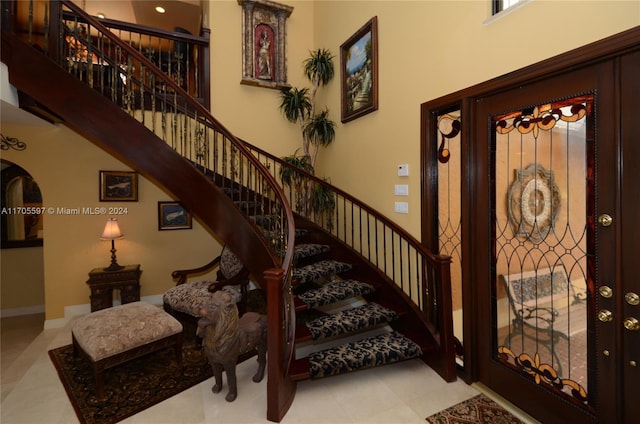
[
  {"x1": 279, "y1": 48, "x2": 336, "y2": 174},
  {"x1": 279, "y1": 48, "x2": 336, "y2": 226}
]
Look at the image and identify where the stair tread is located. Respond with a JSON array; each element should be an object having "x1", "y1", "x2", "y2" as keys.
[
  {"x1": 293, "y1": 260, "x2": 352, "y2": 285},
  {"x1": 305, "y1": 303, "x2": 397, "y2": 341},
  {"x1": 308, "y1": 331, "x2": 422, "y2": 379},
  {"x1": 295, "y1": 280, "x2": 375, "y2": 310},
  {"x1": 294, "y1": 243, "x2": 330, "y2": 261},
  {"x1": 250, "y1": 214, "x2": 279, "y2": 229}
]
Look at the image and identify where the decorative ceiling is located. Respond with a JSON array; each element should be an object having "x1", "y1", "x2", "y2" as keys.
[{"x1": 79, "y1": 0, "x2": 202, "y2": 36}]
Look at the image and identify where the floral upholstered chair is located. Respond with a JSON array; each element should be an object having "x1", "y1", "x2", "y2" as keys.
[{"x1": 163, "y1": 245, "x2": 249, "y2": 340}]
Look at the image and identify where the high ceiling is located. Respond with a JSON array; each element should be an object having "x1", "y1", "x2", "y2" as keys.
[
  {"x1": 1, "y1": 1, "x2": 204, "y2": 125},
  {"x1": 79, "y1": 0, "x2": 203, "y2": 36}
]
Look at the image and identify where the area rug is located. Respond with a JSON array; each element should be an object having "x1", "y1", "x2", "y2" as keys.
[
  {"x1": 49, "y1": 341, "x2": 212, "y2": 424},
  {"x1": 426, "y1": 394, "x2": 525, "y2": 424}
]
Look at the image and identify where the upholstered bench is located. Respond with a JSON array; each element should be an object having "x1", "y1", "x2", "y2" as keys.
[{"x1": 71, "y1": 301, "x2": 183, "y2": 399}]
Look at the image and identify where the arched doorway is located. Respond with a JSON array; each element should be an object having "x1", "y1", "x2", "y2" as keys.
[{"x1": 1, "y1": 159, "x2": 45, "y2": 320}]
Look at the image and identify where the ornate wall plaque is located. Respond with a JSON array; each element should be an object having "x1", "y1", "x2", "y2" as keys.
[{"x1": 238, "y1": 0, "x2": 293, "y2": 90}]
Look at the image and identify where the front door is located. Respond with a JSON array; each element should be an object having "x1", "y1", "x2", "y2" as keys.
[{"x1": 472, "y1": 55, "x2": 640, "y2": 423}]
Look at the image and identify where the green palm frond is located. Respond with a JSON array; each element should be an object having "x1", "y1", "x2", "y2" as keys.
[
  {"x1": 303, "y1": 49, "x2": 335, "y2": 87},
  {"x1": 279, "y1": 87, "x2": 311, "y2": 124},
  {"x1": 303, "y1": 109, "x2": 335, "y2": 148}
]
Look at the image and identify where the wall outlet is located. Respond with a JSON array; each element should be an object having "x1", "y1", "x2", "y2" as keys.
[
  {"x1": 394, "y1": 202, "x2": 409, "y2": 214},
  {"x1": 394, "y1": 184, "x2": 409, "y2": 196},
  {"x1": 397, "y1": 164, "x2": 409, "y2": 177}
]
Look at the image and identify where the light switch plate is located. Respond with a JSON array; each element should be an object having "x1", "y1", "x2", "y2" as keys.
[
  {"x1": 394, "y1": 184, "x2": 409, "y2": 196},
  {"x1": 394, "y1": 202, "x2": 409, "y2": 213}
]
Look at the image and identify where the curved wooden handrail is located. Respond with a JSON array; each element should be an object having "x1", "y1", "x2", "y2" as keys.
[
  {"x1": 243, "y1": 139, "x2": 447, "y2": 262},
  {"x1": 52, "y1": 0, "x2": 296, "y2": 270},
  {"x1": 243, "y1": 138, "x2": 456, "y2": 382}
]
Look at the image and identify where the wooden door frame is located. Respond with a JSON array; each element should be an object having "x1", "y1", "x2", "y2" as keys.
[
  {"x1": 619, "y1": 50, "x2": 640, "y2": 424},
  {"x1": 420, "y1": 26, "x2": 640, "y2": 421}
]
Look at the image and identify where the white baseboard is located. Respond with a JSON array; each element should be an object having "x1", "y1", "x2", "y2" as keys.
[{"x1": 2, "y1": 295, "x2": 167, "y2": 330}]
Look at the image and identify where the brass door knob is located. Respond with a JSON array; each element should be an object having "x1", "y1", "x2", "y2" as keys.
[
  {"x1": 623, "y1": 317, "x2": 640, "y2": 331},
  {"x1": 598, "y1": 214, "x2": 613, "y2": 227},
  {"x1": 598, "y1": 309, "x2": 614, "y2": 323}
]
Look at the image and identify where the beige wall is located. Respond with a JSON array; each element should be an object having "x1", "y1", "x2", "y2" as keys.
[
  {"x1": 1, "y1": 0, "x2": 637, "y2": 323},
  {"x1": 311, "y1": 0, "x2": 639, "y2": 239},
  {"x1": 208, "y1": 1, "x2": 315, "y2": 157},
  {"x1": 0, "y1": 246, "x2": 44, "y2": 313},
  {"x1": 1, "y1": 123, "x2": 221, "y2": 320}
]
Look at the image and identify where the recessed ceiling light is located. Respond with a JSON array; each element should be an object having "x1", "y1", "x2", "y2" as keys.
[{"x1": 155, "y1": 6, "x2": 166, "y2": 14}]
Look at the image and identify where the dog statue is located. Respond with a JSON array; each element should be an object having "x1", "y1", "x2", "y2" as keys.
[{"x1": 197, "y1": 288, "x2": 267, "y2": 402}]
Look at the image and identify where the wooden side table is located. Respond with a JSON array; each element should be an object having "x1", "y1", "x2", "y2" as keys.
[{"x1": 86, "y1": 264, "x2": 142, "y2": 312}]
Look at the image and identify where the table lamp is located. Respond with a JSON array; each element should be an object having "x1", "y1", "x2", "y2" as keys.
[{"x1": 101, "y1": 218, "x2": 124, "y2": 271}]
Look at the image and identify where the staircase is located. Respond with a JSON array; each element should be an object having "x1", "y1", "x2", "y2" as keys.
[
  {"x1": 1, "y1": 1, "x2": 455, "y2": 421},
  {"x1": 215, "y1": 181, "x2": 442, "y2": 386}
]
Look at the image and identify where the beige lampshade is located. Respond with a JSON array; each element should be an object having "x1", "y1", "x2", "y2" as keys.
[{"x1": 101, "y1": 218, "x2": 124, "y2": 240}]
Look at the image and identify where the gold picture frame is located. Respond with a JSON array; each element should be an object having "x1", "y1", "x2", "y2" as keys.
[
  {"x1": 99, "y1": 171, "x2": 138, "y2": 202},
  {"x1": 158, "y1": 201, "x2": 192, "y2": 230},
  {"x1": 238, "y1": 0, "x2": 293, "y2": 90}
]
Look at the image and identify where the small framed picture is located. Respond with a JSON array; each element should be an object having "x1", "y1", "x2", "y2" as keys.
[
  {"x1": 340, "y1": 16, "x2": 379, "y2": 123},
  {"x1": 99, "y1": 171, "x2": 138, "y2": 201},
  {"x1": 158, "y1": 201, "x2": 192, "y2": 230}
]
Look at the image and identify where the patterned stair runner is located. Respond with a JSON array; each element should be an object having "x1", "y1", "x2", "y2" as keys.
[
  {"x1": 294, "y1": 243, "x2": 330, "y2": 261},
  {"x1": 295, "y1": 279, "x2": 375, "y2": 310},
  {"x1": 308, "y1": 331, "x2": 422, "y2": 379},
  {"x1": 293, "y1": 260, "x2": 352, "y2": 285},
  {"x1": 205, "y1": 163, "x2": 426, "y2": 383},
  {"x1": 305, "y1": 302, "x2": 397, "y2": 341}
]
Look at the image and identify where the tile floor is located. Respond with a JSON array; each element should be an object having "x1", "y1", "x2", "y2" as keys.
[{"x1": 1, "y1": 313, "x2": 538, "y2": 424}]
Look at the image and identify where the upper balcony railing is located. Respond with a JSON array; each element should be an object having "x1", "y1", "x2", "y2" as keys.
[{"x1": 5, "y1": 0, "x2": 210, "y2": 107}]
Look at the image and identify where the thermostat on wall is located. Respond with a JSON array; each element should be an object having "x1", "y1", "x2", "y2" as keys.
[{"x1": 397, "y1": 164, "x2": 409, "y2": 176}]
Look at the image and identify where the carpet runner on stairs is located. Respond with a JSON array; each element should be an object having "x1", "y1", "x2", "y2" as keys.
[
  {"x1": 200, "y1": 164, "x2": 432, "y2": 386},
  {"x1": 219, "y1": 195, "x2": 426, "y2": 382},
  {"x1": 293, "y1": 260, "x2": 352, "y2": 285},
  {"x1": 304, "y1": 302, "x2": 398, "y2": 341},
  {"x1": 308, "y1": 331, "x2": 422, "y2": 378},
  {"x1": 295, "y1": 279, "x2": 375, "y2": 310},
  {"x1": 293, "y1": 243, "x2": 330, "y2": 261},
  {"x1": 287, "y1": 241, "x2": 422, "y2": 380}
]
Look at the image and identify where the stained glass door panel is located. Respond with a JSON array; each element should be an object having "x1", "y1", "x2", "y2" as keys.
[
  {"x1": 493, "y1": 97, "x2": 591, "y2": 404},
  {"x1": 436, "y1": 111, "x2": 464, "y2": 365}
]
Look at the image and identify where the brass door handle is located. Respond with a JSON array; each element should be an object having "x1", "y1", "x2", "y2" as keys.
[
  {"x1": 624, "y1": 317, "x2": 640, "y2": 331},
  {"x1": 598, "y1": 214, "x2": 613, "y2": 227}
]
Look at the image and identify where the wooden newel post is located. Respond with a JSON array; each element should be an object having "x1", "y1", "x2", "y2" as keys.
[{"x1": 264, "y1": 267, "x2": 296, "y2": 422}]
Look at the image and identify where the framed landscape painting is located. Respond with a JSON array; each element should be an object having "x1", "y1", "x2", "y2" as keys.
[{"x1": 340, "y1": 16, "x2": 378, "y2": 123}]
